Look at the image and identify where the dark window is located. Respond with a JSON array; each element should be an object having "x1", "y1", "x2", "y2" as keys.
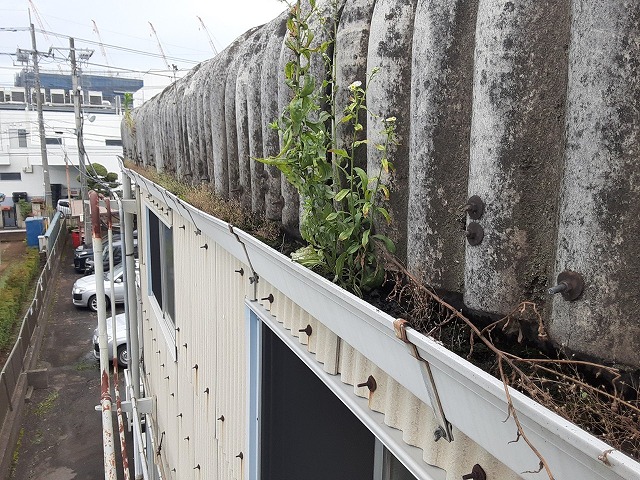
[
  {"x1": 0, "y1": 173, "x2": 22, "y2": 181},
  {"x1": 105, "y1": 139, "x2": 123, "y2": 147},
  {"x1": 261, "y1": 326, "x2": 375, "y2": 480},
  {"x1": 148, "y1": 209, "x2": 174, "y2": 323},
  {"x1": 45, "y1": 137, "x2": 62, "y2": 145},
  {"x1": 18, "y1": 129, "x2": 27, "y2": 148}
]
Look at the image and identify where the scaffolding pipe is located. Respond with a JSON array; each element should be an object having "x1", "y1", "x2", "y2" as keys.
[
  {"x1": 125, "y1": 369, "x2": 150, "y2": 480},
  {"x1": 122, "y1": 173, "x2": 143, "y2": 478},
  {"x1": 105, "y1": 196, "x2": 131, "y2": 480},
  {"x1": 91, "y1": 191, "x2": 117, "y2": 480}
]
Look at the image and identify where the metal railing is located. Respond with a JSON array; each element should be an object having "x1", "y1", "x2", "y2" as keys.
[
  {"x1": 0, "y1": 217, "x2": 66, "y2": 430},
  {"x1": 43, "y1": 212, "x2": 63, "y2": 256}
]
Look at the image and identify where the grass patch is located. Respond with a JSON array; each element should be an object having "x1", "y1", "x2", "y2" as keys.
[
  {"x1": 9, "y1": 427, "x2": 24, "y2": 478},
  {"x1": 75, "y1": 360, "x2": 98, "y2": 371},
  {"x1": 0, "y1": 249, "x2": 40, "y2": 350},
  {"x1": 34, "y1": 390, "x2": 59, "y2": 417},
  {"x1": 125, "y1": 163, "x2": 282, "y2": 246}
]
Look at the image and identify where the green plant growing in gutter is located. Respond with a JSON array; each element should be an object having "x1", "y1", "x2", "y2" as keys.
[
  {"x1": 123, "y1": 92, "x2": 135, "y2": 135},
  {"x1": 259, "y1": 0, "x2": 397, "y2": 296}
]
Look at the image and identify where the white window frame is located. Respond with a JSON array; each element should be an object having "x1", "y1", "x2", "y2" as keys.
[{"x1": 145, "y1": 203, "x2": 176, "y2": 358}]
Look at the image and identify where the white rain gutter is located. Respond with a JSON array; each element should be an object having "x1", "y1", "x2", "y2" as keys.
[
  {"x1": 90, "y1": 190, "x2": 117, "y2": 480},
  {"x1": 124, "y1": 168, "x2": 640, "y2": 480}
]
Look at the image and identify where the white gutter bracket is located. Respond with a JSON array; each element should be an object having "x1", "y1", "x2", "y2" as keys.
[{"x1": 394, "y1": 319, "x2": 453, "y2": 443}]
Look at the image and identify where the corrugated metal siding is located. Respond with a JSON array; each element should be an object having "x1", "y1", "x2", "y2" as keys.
[
  {"x1": 258, "y1": 277, "x2": 520, "y2": 480},
  {"x1": 137, "y1": 190, "x2": 520, "y2": 478}
]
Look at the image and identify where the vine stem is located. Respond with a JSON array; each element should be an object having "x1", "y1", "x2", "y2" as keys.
[{"x1": 384, "y1": 253, "x2": 555, "y2": 480}]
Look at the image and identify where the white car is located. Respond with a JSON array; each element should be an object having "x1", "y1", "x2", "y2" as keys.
[
  {"x1": 72, "y1": 263, "x2": 126, "y2": 311},
  {"x1": 93, "y1": 313, "x2": 128, "y2": 367},
  {"x1": 56, "y1": 198, "x2": 71, "y2": 216}
]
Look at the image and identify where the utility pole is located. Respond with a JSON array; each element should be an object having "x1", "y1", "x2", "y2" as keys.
[
  {"x1": 29, "y1": 20, "x2": 52, "y2": 213},
  {"x1": 70, "y1": 37, "x2": 91, "y2": 245}
]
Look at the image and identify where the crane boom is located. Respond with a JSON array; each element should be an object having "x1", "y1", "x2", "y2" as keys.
[
  {"x1": 196, "y1": 16, "x2": 218, "y2": 56},
  {"x1": 27, "y1": 0, "x2": 65, "y2": 74},
  {"x1": 91, "y1": 20, "x2": 110, "y2": 66},
  {"x1": 148, "y1": 22, "x2": 170, "y2": 70}
]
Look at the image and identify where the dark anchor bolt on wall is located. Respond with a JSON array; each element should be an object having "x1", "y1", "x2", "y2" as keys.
[
  {"x1": 465, "y1": 195, "x2": 485, "y2": 220},
  {"x1": 548, "y1": 271, "x2": 584, "y2": 301},
  {"x1": 179, "y1": 225, "x2": 185, "y2": 230},
  {"x1": 236, "y1": 452, "x2": 244, "y2": 460},
  {"x1": 201, "y1": 243, "x2": 208, "y2": 250},
  {"x1": 261, "y1": 294, "x2": 274, "y2": 303},
  {"x1": 204, "y1": 387, "x2": 210, "y2": 394},
  {"x1": 193, "y1": 464, "x2": 200, "y2": 470},
  {"x1": 192, "y1": 364, "x2": 198, "y2": 371},
  {"x1": 299, "y1": 324, "x2": 313, "y2": 336},
  {"x1": 217, "y1": 415, "x2": 225, "y2": 422},
  {"x1": 462, "y1": 464, "x2": 486, "y2": 480},
  {"x1": 357, "y1": 375, "x2": 377, "y2": 393},
  {"x1": 235, "y1": 268, "x2": 244, "y2": 276},
  {"x1": 466, "y1": 222, "x2": 484, "y2": 246}
]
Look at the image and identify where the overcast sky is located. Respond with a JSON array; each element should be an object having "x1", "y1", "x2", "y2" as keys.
[{"x1": 0, "y1": 0, "x2": 287, "y2": 97}]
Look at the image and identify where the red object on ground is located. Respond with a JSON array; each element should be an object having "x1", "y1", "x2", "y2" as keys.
[{"x1": 71, "y1": 229, "x2": 82, "y2": 248}]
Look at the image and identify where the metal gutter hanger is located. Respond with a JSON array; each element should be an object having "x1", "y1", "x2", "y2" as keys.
[{"x1": 394, "y1": 318, "x2": 453, "y2": 443}]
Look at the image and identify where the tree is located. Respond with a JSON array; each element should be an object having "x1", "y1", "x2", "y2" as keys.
[{"x1": 78, "y1": 163, "x2": 119, "y2": 195}]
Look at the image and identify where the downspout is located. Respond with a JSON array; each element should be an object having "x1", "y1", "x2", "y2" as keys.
[
  {"x1": 123, "y1": 173, "x2": 143, "y2": 478},
  {"x1": 105, "y1": 196, "x2": 132, "y2": 480},
  {"x1": 90, "y1": 190, "x2": 117, "y2": 480}
]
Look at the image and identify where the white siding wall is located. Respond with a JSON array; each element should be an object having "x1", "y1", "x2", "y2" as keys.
[{"x1": 137, "y1": 184, "x2": 519, "y2": 480}]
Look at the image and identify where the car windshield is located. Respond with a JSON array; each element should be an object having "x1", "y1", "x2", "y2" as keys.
[{"x1": 104, "y1": 263, "x2": 124, "y2": 280}]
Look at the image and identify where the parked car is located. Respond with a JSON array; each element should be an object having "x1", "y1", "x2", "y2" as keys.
[
  {"x1": 74, "y1": 230, "x2": 137, "y2": 273},
  {"x1": 56, "y1": 199, "x2": 71, "y2": 216},
  {"x1": 72, "y1": 263, "x2": 127, "y2": 311},
  {"x1": 84, "y1": 238, "x2": 138, "y2": 274},
  {"x1": 93, "y1": 313, "x2": 128, "y2": 367}
]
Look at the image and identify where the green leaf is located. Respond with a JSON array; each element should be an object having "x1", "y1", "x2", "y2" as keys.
[
  {"x1": 376, "y1": 207, "x2": 391, "y2": 224},
  {"x1": 353, "y1": 167, "x2": 368, "y2": 188},
  {"x1": 326, "y1": 212, "x2": 338, "y2": 221},
  {"x1": 347, "y1": 243, "x2": 360, "y2": 255},
  {"x1": 334, "y1": 189, "x2": 350, "y2": 202},
  {"x1": 301, "y1": 74, "x2": 315, "y2": 96},
  {"x1": 372, "y1": 234, "x2": 396, "y2": 253},
  {"x1": 285, "y1": 61, "x2": 295, "y2": 80},
  {"x1": 340, "y1": 114, "x2": 353, "y2": 124},
  {"x1": 329, "y1": 148, "x2": 348, "y2": 158},
  {"x1": 338, "y1": 226, "x2": 354, "y2": 241},
  {"x1": 362, "y1": 229, "x2": 370, "y2": 248}
]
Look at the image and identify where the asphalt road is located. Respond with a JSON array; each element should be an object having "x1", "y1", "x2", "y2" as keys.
[{"x1": 11, "y1": 238, "x2": 129, "y2": 479}]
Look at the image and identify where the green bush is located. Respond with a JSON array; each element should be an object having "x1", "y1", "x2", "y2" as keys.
[{"x1": 0, "y1": 250, "x2": 40, "y2": 349}]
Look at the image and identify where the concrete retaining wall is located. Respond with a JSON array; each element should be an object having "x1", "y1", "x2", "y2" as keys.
[{"x1": 122, "y1": 0, "x2": 640, "y2": 368}]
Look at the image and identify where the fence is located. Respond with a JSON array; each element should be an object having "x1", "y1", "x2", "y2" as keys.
[
  {"x1": 43, "y1": 212, "x2": 63, "y2": 256},
  {"x1": 0, "y1": 217, "x2": 66, "y2": 432}
]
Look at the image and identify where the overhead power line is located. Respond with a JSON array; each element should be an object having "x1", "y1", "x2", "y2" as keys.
[{"x1": 36, "y1": 28, "x2": 201, "y2": 65}]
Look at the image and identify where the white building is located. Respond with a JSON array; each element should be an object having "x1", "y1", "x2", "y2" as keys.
[{"x1": 0, "y1": 73, "x2": 142, "y2": 227}]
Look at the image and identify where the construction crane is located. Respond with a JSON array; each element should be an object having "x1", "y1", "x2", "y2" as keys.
[
  {"x1": 27, "y1": 0, "x2": 65, "y2": 74},
  {"x1": 196, "y1": 16, "x2": 218, "y2": 56},
  {"x1": 91, "y1": 20, "x2": 110, "y2": 67},
  {"x1": 148, "y1": 22, "x2": 171, "y2": 70}
]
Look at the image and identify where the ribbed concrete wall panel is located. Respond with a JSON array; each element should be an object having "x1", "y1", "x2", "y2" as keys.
[
  {"x1": 260, "y1": 13, "x2": 288, "y2": 222},
  {"x1": 465, "y1": 0, "x2": 569, "y2": 314},
  {"x1": 123, "y1": 0, "x2": 640, "y2": 367},
  {"x1": 551, "y1": 1, "x2": 640, "y2": 367},
  {"x1": 366, "y1": 0, "x2": 417, "y2": 258},
  {"x1": 407, "y1": 0, "x2": 476, "y2": 291}
]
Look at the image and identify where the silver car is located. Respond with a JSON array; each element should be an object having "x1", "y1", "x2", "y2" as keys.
[
  {"x1": 72, "y1": 263, "x2": 126, "y2": 311},
  {"x1": 93, "y1": 313, "x2": 128, "y2": 367}
]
